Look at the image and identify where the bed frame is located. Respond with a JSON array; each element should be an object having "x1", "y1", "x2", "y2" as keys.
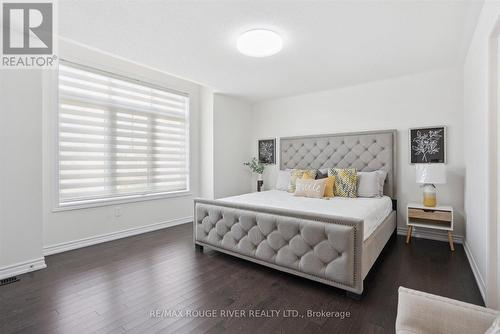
[{"x1": 194, "y1": 129, "x2": 397, "y2": 296}]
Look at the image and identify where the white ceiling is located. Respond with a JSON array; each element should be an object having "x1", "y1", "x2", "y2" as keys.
[{"x1": 59, "y1": 0, "x2": 483, "y2": 102}]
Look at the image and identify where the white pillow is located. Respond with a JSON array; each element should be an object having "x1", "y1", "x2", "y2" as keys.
[
  {"x1": 357, "y1": 171, "x2": 381, "y2": 198},
  {"x1": 275, "y1": 170, "x2": 291, "y2": 191},
  {"x1": 376, "y1": 170, "x2": 387, "y2": 196}
]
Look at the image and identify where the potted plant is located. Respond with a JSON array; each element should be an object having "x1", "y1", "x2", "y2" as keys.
[{"x1": 243, "y1": 157, "x2": 265, "y2": 192}]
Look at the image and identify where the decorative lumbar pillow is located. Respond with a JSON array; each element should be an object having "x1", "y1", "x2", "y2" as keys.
[
  {"x1": 328, "y1": 168, "x2": 358, "y2": 197},
  {"x1": 357, "y1": 171, "x2": 381, "y2": 198},
  {"x1": 324, "y1": 176, "x2": 335, "y2": 198},
  {"x1": 288, "y1": 169, "x2": 318, "y2": 192},
  {"x1": 294, "y1": 178, "x2": 327, "y2": 198},
  {"x1": 275, "y1": 170, "x2": 292, "y2": 191}
]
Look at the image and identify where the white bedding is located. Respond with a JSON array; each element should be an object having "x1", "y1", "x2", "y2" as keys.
[{"x1": 220, "y1": 190, "x2": 393, "y2": 241}]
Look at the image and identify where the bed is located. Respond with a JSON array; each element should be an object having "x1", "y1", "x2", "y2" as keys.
[{"x1": 194, "y1": 129, "x2": 397, "y2": 296}]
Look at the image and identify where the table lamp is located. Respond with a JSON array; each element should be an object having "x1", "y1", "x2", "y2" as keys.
[{"x1": 416, "y1": 164, "x2": 446, "y2": 207}]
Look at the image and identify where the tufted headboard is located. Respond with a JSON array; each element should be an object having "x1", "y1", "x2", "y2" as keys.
[{"x1": 280, "y1": 130, "x2": 397, "y2": 198}]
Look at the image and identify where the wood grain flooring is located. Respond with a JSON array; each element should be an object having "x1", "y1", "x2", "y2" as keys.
[{"x1": 0, "y1": 223, "x2": 483, "y2": 334}]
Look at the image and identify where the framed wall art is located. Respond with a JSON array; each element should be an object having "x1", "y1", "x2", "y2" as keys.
[
  {"x1": 409, "y1": 126, "x2": 446, "y2": 164},
  {"x1": 258, "y1": 138, "x2": 276, "y2": 164}
]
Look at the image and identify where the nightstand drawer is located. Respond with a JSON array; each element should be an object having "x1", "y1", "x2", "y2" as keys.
[{"x1": 408, "y1": 208, "x2": 452, "y2": 222}]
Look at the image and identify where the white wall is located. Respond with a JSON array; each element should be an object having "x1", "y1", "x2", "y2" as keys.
[
  {"x1": 198, "y1": 92, "x2": 253, "y2": 199},
  {"x1": 213, "y1": 94, "x2": 253, "y2": 198},
  {"x1": 251, "y1": 68, "x2": 465, "y2": 238},
  {"x1": 463, "y1": 0, "x2": 500, "y2": 308},
  {"x1": 42, "y1": 40, "x2": 202, "y2": 250},
  {"x1": 200, "y1": 87, "x2": 215, "y2": 199},
  {"x1": 0, "y1": 70, "x2": 46, "y2": 277}
]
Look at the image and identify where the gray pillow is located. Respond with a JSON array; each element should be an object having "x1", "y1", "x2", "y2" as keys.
[{"x1": 315, "y1": 169, "x2": 328, "y2": 179}]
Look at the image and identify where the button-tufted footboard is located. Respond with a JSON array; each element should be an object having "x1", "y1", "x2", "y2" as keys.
[{"x1": 194, "y1": 199, "x2": 364, "y2": 294}]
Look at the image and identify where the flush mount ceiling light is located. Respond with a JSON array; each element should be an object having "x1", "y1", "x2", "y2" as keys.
[{"x1": 237, "y1": 29, "x2": 283, "y2": 57}]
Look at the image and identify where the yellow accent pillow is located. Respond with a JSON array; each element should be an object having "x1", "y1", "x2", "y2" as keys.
[
  {"x1": 301, "y1": 173, "x2": 315, "y2": 180},
  {"x1": 323, "y1": 176, "x2": 335, "y2": 198}
]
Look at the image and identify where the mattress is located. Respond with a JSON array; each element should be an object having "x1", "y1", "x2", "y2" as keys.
[{"x1": 220, "y1": 190, "x2": 393, "y2": 241}]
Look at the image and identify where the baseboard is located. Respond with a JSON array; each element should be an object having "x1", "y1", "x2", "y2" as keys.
[
  {"x1": 43, "y1": 216, "x2": 192, "y2": 256},
  {"x1": 463, "y1": 240, "x2": 486, "y2": 302},
  {"x1": 0, "y1": 257, "x2": 47, "y2": 280},
  {"x1": 396, "y1": 226, "x2": 464, "y2": 244}
]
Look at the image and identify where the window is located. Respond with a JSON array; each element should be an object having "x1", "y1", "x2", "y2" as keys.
[{"x1": 57, "y1": 61, "x2": 190, "y2": 207}]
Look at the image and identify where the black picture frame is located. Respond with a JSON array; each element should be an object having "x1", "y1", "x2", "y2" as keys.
[
  {"x1": 258, "y1": 138, "x2": 276, "y2": 164},
  {"x1": 409, "y1": 126, "x2": 446, "y2": 164}
]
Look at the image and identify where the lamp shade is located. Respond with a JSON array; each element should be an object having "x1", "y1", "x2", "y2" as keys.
[{"x1": 416, "y1": 164, "x2": 447, "y2": 184}]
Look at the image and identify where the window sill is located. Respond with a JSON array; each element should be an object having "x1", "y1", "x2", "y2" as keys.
[{"x1": 52, "y1": 190, "x2": 193, "y2": 212}]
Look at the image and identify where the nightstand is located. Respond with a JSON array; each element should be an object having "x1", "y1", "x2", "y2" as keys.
[{"x1": 406, "y1": 203, "x2": 454, "y2": 251}]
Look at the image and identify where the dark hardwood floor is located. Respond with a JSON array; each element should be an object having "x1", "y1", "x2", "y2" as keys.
[{"x1": 0, "y1": 223, "x2": 483, "y2": 334}]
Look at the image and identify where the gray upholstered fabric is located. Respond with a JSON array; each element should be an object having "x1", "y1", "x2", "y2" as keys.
[
  {"x1": 362, "y1": 211, "x2": 396, "y2": 279},
  {"x1": 280, "y1": 130, "x2": 396, "y2": 198},
  {"x1": 396, "y1": 287, "x2": 499, "y2": 334},
  {"x1": 194, "y1": 199, "x2": 364, "y2": 293}
]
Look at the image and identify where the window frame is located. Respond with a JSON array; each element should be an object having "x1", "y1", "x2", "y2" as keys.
[{"x1": 49, "y1": 58, "x2": 193, "y2": 211}]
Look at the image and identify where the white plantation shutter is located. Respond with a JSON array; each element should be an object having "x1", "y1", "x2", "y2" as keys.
[{"x1": 57, "y1": 61, "x2": 190, "y2": 205}]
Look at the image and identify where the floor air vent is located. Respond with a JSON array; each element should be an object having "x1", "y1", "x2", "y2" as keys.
[{"x1": 0, "y1": 276, "x2": 20, "y2": 286}]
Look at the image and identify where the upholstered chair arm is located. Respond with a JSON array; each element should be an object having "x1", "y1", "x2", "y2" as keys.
[{"x1": 396, "y1": 286, "x2": 499, "y2": 334}]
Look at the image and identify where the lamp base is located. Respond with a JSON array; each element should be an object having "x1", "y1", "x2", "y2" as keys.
[{"x1": 422, "y1": 184, "x2": 437, "y2": 207}]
